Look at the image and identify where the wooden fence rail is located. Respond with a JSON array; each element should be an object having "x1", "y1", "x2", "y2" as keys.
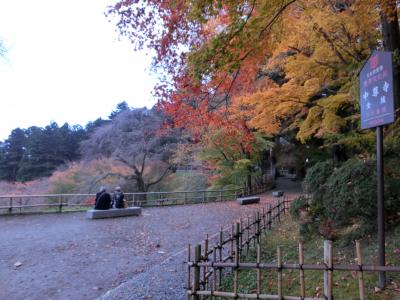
[
  {"x1": 186, "y1": 198, "x2": 400, "y2": 300},
  {"x1": 0, "y1": 183, "x2": 273, "y2": 215}
]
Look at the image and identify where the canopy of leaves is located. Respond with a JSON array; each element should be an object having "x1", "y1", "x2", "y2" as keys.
[
  {"x1": 0, "y1": 123, "x2": 86, "y2": 182},
  {"x1": 109, "y1": 0, "x2": 398, "y2": 157},
  {"x1": 80, "y1": 107, "x2": 183, "y2": 192}
]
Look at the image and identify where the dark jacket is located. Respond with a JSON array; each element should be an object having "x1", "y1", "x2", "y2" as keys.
[
  {"x1": 94, "y1": 191, "x2": 111, "y2": 210},
  {"x1": 112, "y1": 191, "x2": 125, "y2": 208}
]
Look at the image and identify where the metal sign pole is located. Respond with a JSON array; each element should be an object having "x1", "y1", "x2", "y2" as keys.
[{"x1": 376, "y1": 125, "x2": 386, "y2": 288}]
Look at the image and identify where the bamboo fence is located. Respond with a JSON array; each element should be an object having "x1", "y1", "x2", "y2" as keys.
[{"x1": 186, "y1": 198, "x2": 400, "y2": 300}]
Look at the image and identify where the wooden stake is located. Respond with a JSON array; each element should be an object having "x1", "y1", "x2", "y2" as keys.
[
  {"x1": 218, "y1": 227, "x2": 223, "y2": 287},
  {"x1": 324, "y1": 240, "x2": 333, "y2": 300},
  {"x1": 257, "y1": 243, "x2": 261, "y2": 296},
  {"x1": 193, "y1": 244, "x2": 201, "y2": 300},
  {"x1": 277, "y1": 246, "x2": 283, "y2": 300},
  {"x1": 356, "y1": 240, "x2": 365, "y2": 300},
  {"x1": 268, "y1": 204, "x2": 272, "y2": 229},
  {"x1": 299, "y1": 243, "x2": 305, "y2": 298},
  {"x1": 234, "y1": 222, "x2": 240, "y2": 299},
  {"x1": 246, "y1": 217, "x2": 250, "y2": 254},
  {"x1": 212, "y1": 246, "x2": 217, "y2": 299},
  {"x1": 187, "y1": 244, "x2": 191, "y2": 300},
  {"x1": 203, "y1": 235, "x2": 209, "y2": 289}
]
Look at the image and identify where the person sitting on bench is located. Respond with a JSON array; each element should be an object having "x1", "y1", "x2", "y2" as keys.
[
  {"x1": 94, "y1": 187, "x2": 111, "y2": 210},
  {"x1": 112, "y1": 186, "x2": 125, "y2": 208}
]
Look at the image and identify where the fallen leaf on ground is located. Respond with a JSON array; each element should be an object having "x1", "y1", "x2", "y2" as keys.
[{"x1": 14, "y1": 261, "x2": 22, "y2": 267}]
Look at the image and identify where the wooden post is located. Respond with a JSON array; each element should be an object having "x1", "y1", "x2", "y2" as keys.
[
  {"x1": 187, "y1": 244, "x2": 192, "y2": 300},
  {"x1": 256, "y1": 211, "x2": 260, "y2": 244},
  {"x1": 268, "y1": 204, "x2": 272, "y2": 229},
  {"x1": 235, "y1": 222, "x2": 240, "y2": 261},
  {"x1": 239, "y1": 218, "x2": 243, "y2": 257},
  {"x1": 203, "y1": 235, "x2": 209, "y2": 289},
  {"x1": 262, "y1": 207, "x2": 266, "y2": 232},
  {"x1": 246, "y1": 217, "x2": 250, "y2": 254},
  {"x1": 9, "y1": 197, "x2": 13, "y2": 214},
  {"x1": 231, "y1": 224, "x2": 234, "y2": 261},
  {"x1": 192, "y1": 244, "x2": 201, "y2": 300},
  {"x1": 277, "y1": 246, "x2": 283, "y2": 300},
  {"x1": 203, "y1": 191, "x2": 206, "y2": 203},
  {"x1": 299, "y1": 243, "x2": 305, "y2": 298},
  {"x1": 58, "y1": 196, "x2": 63, "y2": 213},
  {"x1": 324, "y1": 240, "x2": 333, "y2": 300},
  {"x1": 212, "y1": 246, "x2": 217, "y2": 299},
  {"x1": 256, "y1": 243, "x2": 261, "y2": 297},
  {"x1": 234, "y1": 222, "x2": 240, "y2": 299},
  {"x1": 356, "y1": 240, "x2": 365, "y2": 300},
  {"x1": 219, "y1": 191, "x2": 223, "y2": 201},
  {"x1": 218, "y1": 227, "x2": 223, "y2": 287},
  {"x1": 277, "y1": 198, "x2": 281, "y2": 222}
]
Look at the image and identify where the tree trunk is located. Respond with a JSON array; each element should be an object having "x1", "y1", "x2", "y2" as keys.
[
  {"x1": 135, "y1": 176, "x2": 147, "y2": 201},
  {"x1": 381, "y1": 0, "x2": 400, "y2": 107},
  {"x1": 246, "y1": 170, "x2": 252, "y2": 194}
]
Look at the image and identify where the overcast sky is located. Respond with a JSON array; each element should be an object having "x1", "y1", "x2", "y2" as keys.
[{"x1": 0, "y1": 0, "x2": 157, "y2": 141}]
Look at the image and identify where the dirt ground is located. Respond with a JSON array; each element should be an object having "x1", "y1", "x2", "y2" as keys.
[{"x1": 0, "y1": 179, "x2": 302, "y2": 300}]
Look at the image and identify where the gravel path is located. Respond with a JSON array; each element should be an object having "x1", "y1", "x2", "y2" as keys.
[{"x1": 0, "y1": 179, "x2": 301, "y2": 300}]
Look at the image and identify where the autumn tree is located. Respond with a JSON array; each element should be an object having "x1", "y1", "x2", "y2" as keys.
[
  {"x1": 110, "y1": 1, "x2": 398, "y2": 156},
  {"x1": 80, "y1": 107, "x2": 182, "y2": 194}
]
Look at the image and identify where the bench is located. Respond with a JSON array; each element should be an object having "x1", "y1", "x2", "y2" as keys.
[
  {"x1": 86, "y1": 207, "x2": 142, "y2": 219},
  {"x1": 272, "y1": 191, "x2": 284, "y2": 197},
  {"x1": 237, "y1": 196, "x2": 260, "y2": 205}
]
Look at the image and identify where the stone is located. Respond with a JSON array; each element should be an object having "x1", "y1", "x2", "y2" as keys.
[
  {"x1": 85, "y1": 207, "x2": 141, "y2": 219},
  {"x1": 236, "y1": 196, "x2": 260, "y2": 205},
  {"x1": 272, "y1": 191, "x2": 284, "y2": 197}
]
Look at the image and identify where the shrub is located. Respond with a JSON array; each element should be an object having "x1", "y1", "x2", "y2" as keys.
[
  {"x1": 289, "y1": 196, "x2": 309, "y2": 219},
  {"x1": 300, "y1": 158, "x2": 400, "y2": 241},
  {"x1": 303, "y1": 159, "x2": 334, "y2": 194}
]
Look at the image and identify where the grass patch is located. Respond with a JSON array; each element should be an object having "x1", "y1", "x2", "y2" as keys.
[{"x1": 218, "y1": 215, "x2": 400, "y2": 300}]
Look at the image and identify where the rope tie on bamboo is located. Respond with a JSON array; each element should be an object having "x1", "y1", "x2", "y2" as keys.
[
  {"x1": 358, "y1": 264, "x2": 363, "y2": 272},
  {"x1": 324, "y1": 263, "x2": 333, "y2": 272},
  {"x1": 299, "y1": 263, "x2": 304, "y2": 271}
]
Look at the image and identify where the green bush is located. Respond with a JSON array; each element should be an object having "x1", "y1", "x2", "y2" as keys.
[
  {"x1": 289, "y1": 196, "x2": 309, "y2": 219},
  {"x1": 300, "y1": 158, "x2": 400, "y2": 242},
  {"x1": 303, "y1": 159, "x2": 334, "y2": 194}
]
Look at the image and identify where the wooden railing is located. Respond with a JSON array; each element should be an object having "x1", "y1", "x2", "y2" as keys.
[
  {"x1": 0, "y1": 183, "x2": 273, "y2": 215},
  {"x1": 186, "y1": 198, "x2": 400, "y2": 300}
]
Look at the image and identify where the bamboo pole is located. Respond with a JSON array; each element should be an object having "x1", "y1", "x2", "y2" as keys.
[
  {"x1": 277, "y1": 246, "x2": 283, "y2": 300},
  {"x1": 356, "y1": 240, "x2": 365, "y2": 300},
  {"x1": 323, "y1": 240, "x2": 333, "y2": 300},
  {"x1": 299, "y1": 243, "x2": 305, "y2": 298},
  {"x1": 193, "y1": 244, "x2": 201, "y2": 300}
]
